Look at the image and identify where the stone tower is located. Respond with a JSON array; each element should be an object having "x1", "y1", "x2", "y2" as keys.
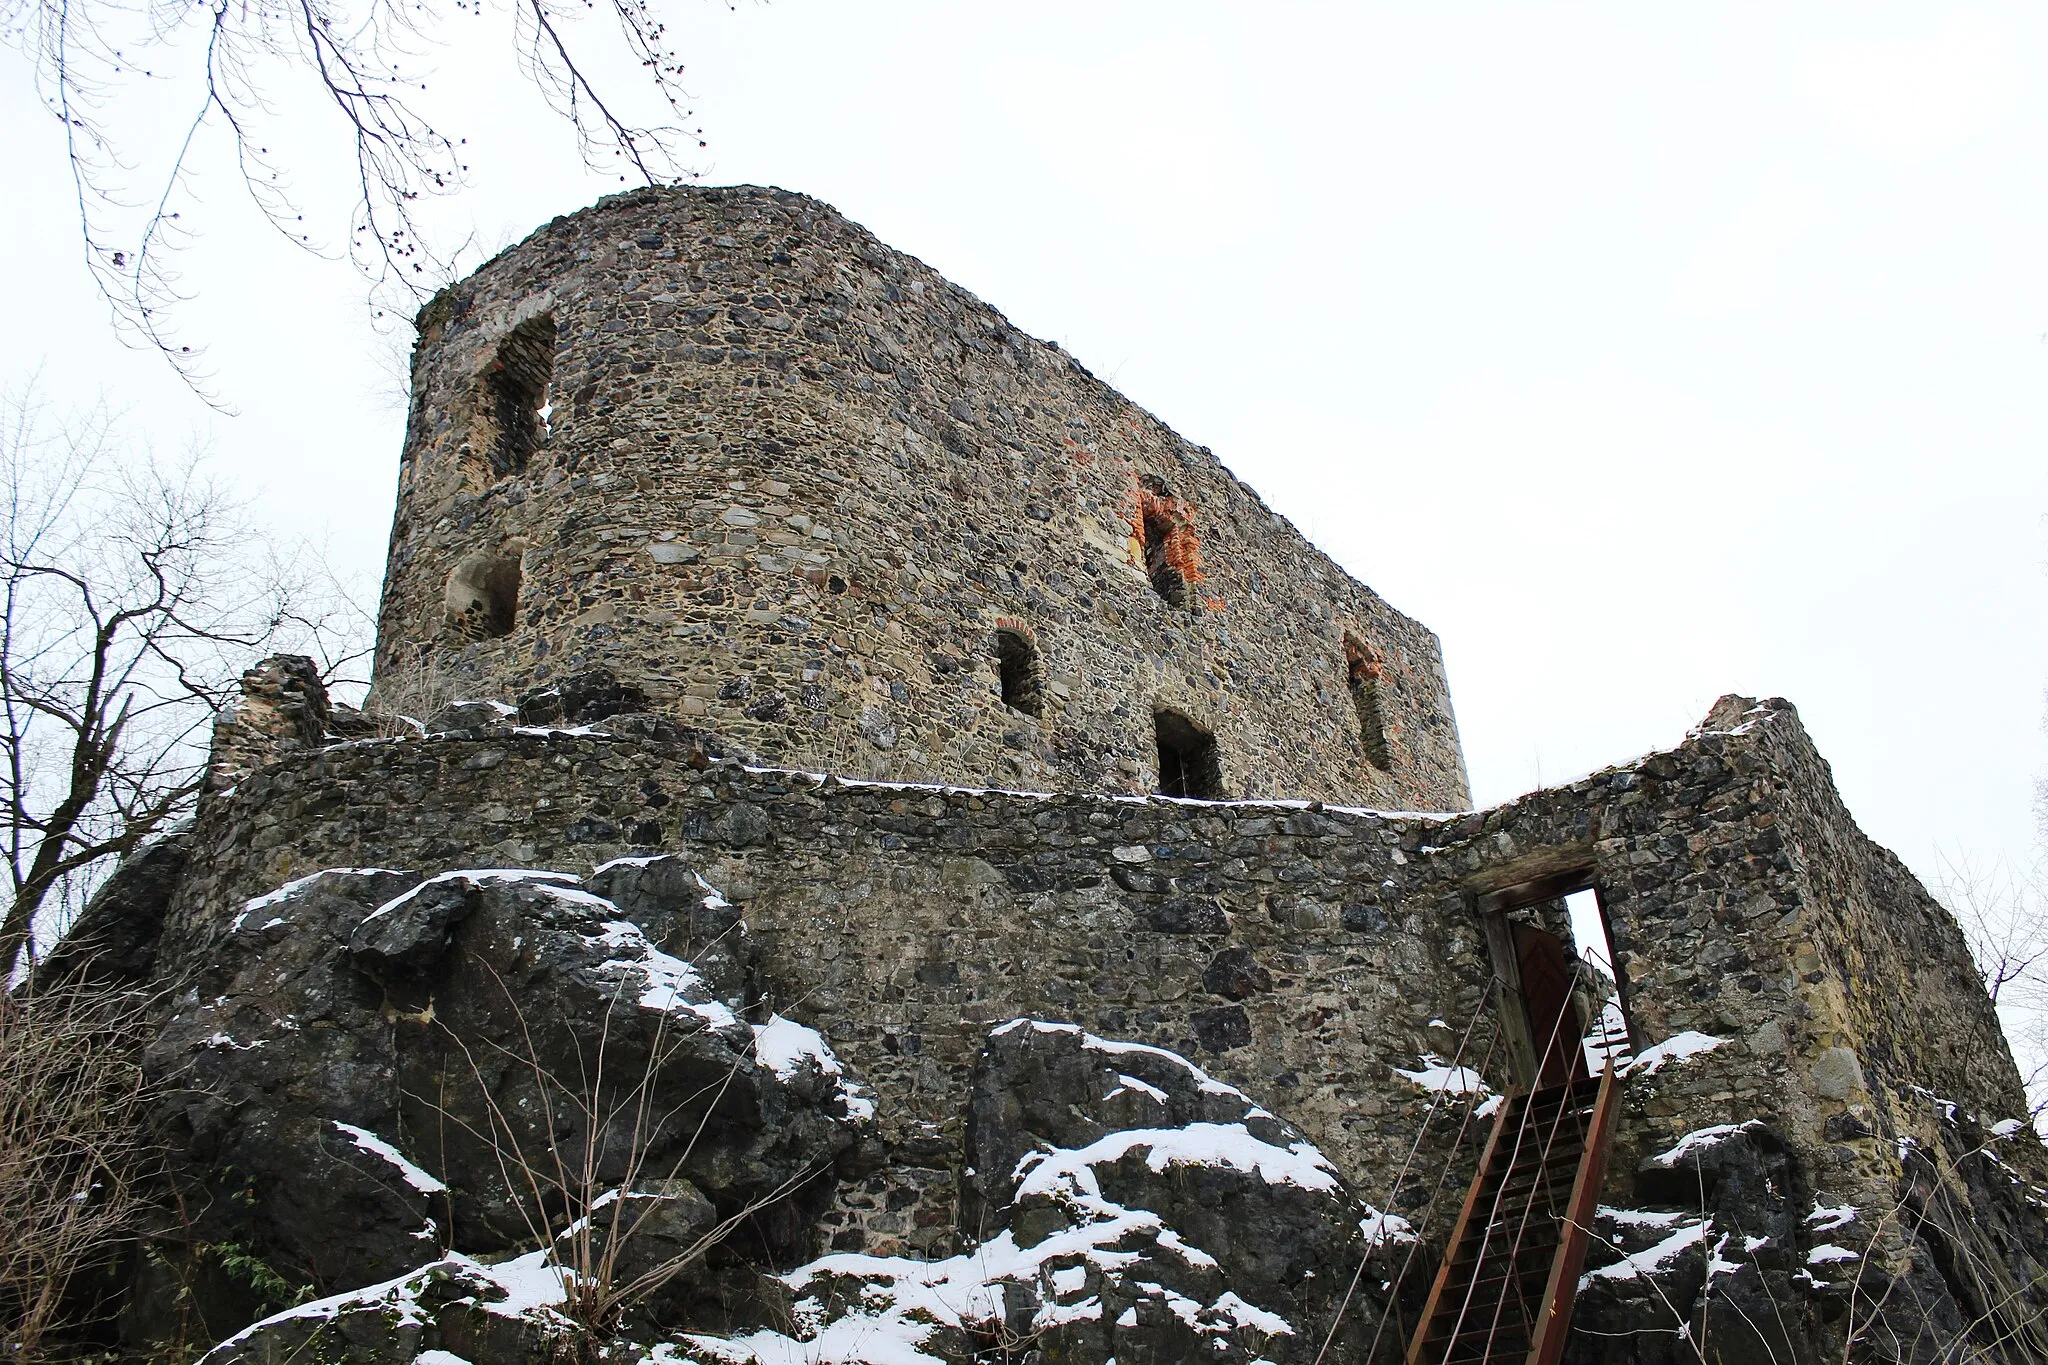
[{"x1": 374, "y1": 185, "x2": 1469, "y2": 808}]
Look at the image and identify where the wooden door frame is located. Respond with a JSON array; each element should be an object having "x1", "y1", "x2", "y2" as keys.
[{"x1": 1470, "y1": 867, "x2": 1638, "y2": 1085}]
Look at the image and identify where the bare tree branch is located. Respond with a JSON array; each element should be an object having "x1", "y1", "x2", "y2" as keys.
[
  {"x1": 0, "y1": 383, "x2": 368, "y2": 978},
  {"x1": 5, "y1": 0, "x2": 706, "y2": 400}
]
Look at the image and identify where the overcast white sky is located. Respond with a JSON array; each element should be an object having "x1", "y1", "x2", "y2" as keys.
[{"x1": 3, "y1": 2, "x2": 2045, "y2": 898}]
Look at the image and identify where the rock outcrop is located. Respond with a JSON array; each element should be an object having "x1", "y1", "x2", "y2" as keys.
[
  {"x1": 193, "y1": 1002, "x2": 1402, "y2": 1365},
  {"x1": 145, "y1": 857, "x2": 871, "y2": 1337}
]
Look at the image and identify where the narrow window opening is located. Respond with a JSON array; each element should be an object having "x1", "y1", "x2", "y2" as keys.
[
  {"x1": 1344, "y1": 635, "x2": 1392, "y2": 771},
  {"x1": 1142, "y1": 508, "x2": 1186, "y2": 607},
  {"x1": 445, "y1": 549, "x2": 523, "y2": 640},
  {"x1": 483, "y1": 314, "x2": 556, "y2": 479},
  {"x1": 1154, "y1": 709, "x2": 1223, "y2": 800},
  {"x1": 994, "y1": 629, "x2": 1042, "y2": 717}
]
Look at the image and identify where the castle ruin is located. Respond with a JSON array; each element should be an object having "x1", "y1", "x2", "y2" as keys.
[{"x1": 52, "y1": 186, "x2": 2048, "y2": 1365}]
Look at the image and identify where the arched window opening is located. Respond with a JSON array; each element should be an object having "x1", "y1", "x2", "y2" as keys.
[
  {"x1": 445, "y1": 549, "x2": 523, "y2": 640},
  {"x1": 483, "y1": 314, "x2": 556, "y2": 479},
  {"x1": 1154, "y1": 709, "x2": 1223, "y2": 800},
  {"x1": 1344, "y1": 634, "x2": 1392, "y2": 771},
  {"x1": 994, "y1": 629, "x2": 1042, "y2": 717}
]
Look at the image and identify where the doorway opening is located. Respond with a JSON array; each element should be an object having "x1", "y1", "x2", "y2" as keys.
[{"x1": 1473, "y1": 872, "x2": 1632, "y2": 1088}]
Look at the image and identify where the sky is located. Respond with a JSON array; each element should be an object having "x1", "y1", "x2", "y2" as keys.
[{"x1": 2, "y1": 2, "x2": 2045, "y2": 909}]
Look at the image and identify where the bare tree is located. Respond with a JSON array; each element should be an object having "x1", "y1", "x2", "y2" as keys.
[
  {"x1": 0, "y1": 385, "x2": 366, "y2": 977},
  {"x1": 1938, "y1": 849, "x2": 2048, "y2": 1125},
  {"x1": 3, "y1": 0, "x2": 705, "y2": 397}
]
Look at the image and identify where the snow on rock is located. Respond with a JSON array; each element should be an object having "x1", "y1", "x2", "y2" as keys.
[
  {"x1": 1211, "y1": 1292, "x2": 1294, "y2": 1336},
  {"x1": 164, "y1": 859, "x2": 871, "y2": 1303},
  {"x1": 1105, "y1": 1074, "x2": 1170, "y2": 1104},
  {"x1": 668, "y1": 1202, "x2": 1297, "y2": 1365},
  {"x1": 361, "y1": 868, "x2": 591, "y2": 925},
  {"x1": 1806, "y1": 1200, "x2": 1856, "y2": 1233},
  {"x1": 199, "y1": 1250, "x2": 571, "y2": 1365},
  {"x1": 1013, "y1": 1122, "x2": 1342, "y2": 1197},
  {"x1": 232, "y1": 868, "x2": 410, "y2": 932},
  {"x1": 753, "y1": 1013, "x2": 843, "y2": 1079},
  {"x1": 333, "y1": 1122, "x2": 448, "y2": 1196},
  {"x1": 197, "y1": 1033, "x2": 264, "y2": 1051},
  {"x1": 1808, "y1": 1244, "x2": 1860, "y2": 1265},
  {"x1": 751, "y1": 1013, "x2": 877, "y2": 1122},
  {"x1": 1359, "y1": 1206, "x2": 1417, "y2": 1247},
  {"x1": 591, "y1": 854, "x2": 671, "y2": 875},
  {"x1": 1584, "y1": 1219, "x2": 1711, "y2": 1284},
  {"x1": 584, "y1": 920, "x2": 738, "y2": 1029},
  {"x1": 1598, "y1": 1206, "x2": 1691, "y2": 1230},
  {"x1": 1393, "y1": 1054, "x2": 1502, "y2": 1116},
  {"x1": 993, "y1": 1019, "x2": 1253, "y2": 1102},
  {"x1": 671, "y1": 1019, "x2": 1348, "y2": 1365},
  {"x1": 1650, "y1": 1121, "x2": 1764, "y2": 1168},
  {"x1": 1620, "y1": 1031, "x2": 1726, "y2": 1077}
]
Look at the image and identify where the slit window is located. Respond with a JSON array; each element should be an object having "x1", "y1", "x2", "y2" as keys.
[
  {"x1": 445, "y1": 549, "x2": 523, "y2": 640},
  {"x1": 1142, "y1": 508, "x2": 1186, "y2": 607},
  {"x1": 483, "y1": 314, "x2": 556, "y2": 479},
  {"x1": 1344, "y1": 635, "x2": 1391, "y2": 771},
  {"x1": 994, "y1": 629, "x2": 1042, "y2": 717},
  {"x1": 1154, "y1": 709, "x2": 1223, "y2": 799}
]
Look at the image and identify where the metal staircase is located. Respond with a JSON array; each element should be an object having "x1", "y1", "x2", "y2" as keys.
[{"x1": 1406, "y1": 1063, "x2": 1620, "y2": 1365}]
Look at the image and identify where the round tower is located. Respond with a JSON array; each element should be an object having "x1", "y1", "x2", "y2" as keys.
[{"x1": 374, "y1": 185, "x2": 1470, "y2": 808}]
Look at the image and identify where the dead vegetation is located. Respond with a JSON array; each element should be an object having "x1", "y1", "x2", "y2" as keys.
[{"x1": 0, "y1": 981, "x2": 163, "y2": 1363}]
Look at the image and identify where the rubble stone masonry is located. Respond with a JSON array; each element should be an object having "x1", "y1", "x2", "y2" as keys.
[
  {"x1": 373, "y1": 185, "x2": 1467, "y2": 808},
  {"x1": 164, "y1": 696, "x2": 2038, "y2": 1272}
]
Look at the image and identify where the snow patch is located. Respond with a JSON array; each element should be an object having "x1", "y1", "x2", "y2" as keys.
[
  {"x1": 751, "y1": 1014, "x2": 875, "y2": 1121},
  {"x1": 1806, "y1": 1201, "x2": 1856, "y2": 1233},
  {"x1": 1650, "y1": 1121, "x2": 1762, "y2": 1168},
  {"x1": 1359, "y1": 1207, "x2": 1417, "y2": 1247},
  {"x1": 1598, "y1": 1206, "x2": 1690, "y2": 1229},
  {"x1": 233, "y1": 868, "x2": 409, "y2": 932},
  {"x1": 591, "y1": 854, "x2": 669, "y2": 874},
  {"x1": 1211, "y1": 1291, "x2": 1293, "y2": 1336},
  {"x1": 362, "y1": 869, "x2": 589, "y2": 925},
  {"x1": 333, "y1": 1122, "x2": 448, "y2": 1195},
  {"x1": 1621, "y1": 1031, "x2": 1726, "y2": 1077},
  {"x1": 1014, "y1": 1123, "x2": 1340, "y2": 1197},
  {"x1": 1393, "y1": 1054, "x2": 1502, "y2": 1115},
  {"x1": 993, "y1": 1019, "x2": 1250, "y2": 1100},
  {"x1": 205, "y1": 1249, "x2": 568, "y2": 1357},
  {"x1": 1104, "y1": 1074, "x2": 1170, "y2": 1105},
  {"x1": 585, "y1": 921, "x2": 738, "y2": 1029},
  {"x1": 1584, "y1": 1220, "x2": 1709, "y2": 1283}
]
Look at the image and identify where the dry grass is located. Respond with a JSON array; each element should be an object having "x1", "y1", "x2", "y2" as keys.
[
  {"x1": 420, "y1": 961, "x2": 824, "y2": 1350},
  {"x1": 356, "y1": 651, "x2": 473, "y2": 738},
  {"x1": 0, "y1": 982, "x2": 162, "y2": 1363}
]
